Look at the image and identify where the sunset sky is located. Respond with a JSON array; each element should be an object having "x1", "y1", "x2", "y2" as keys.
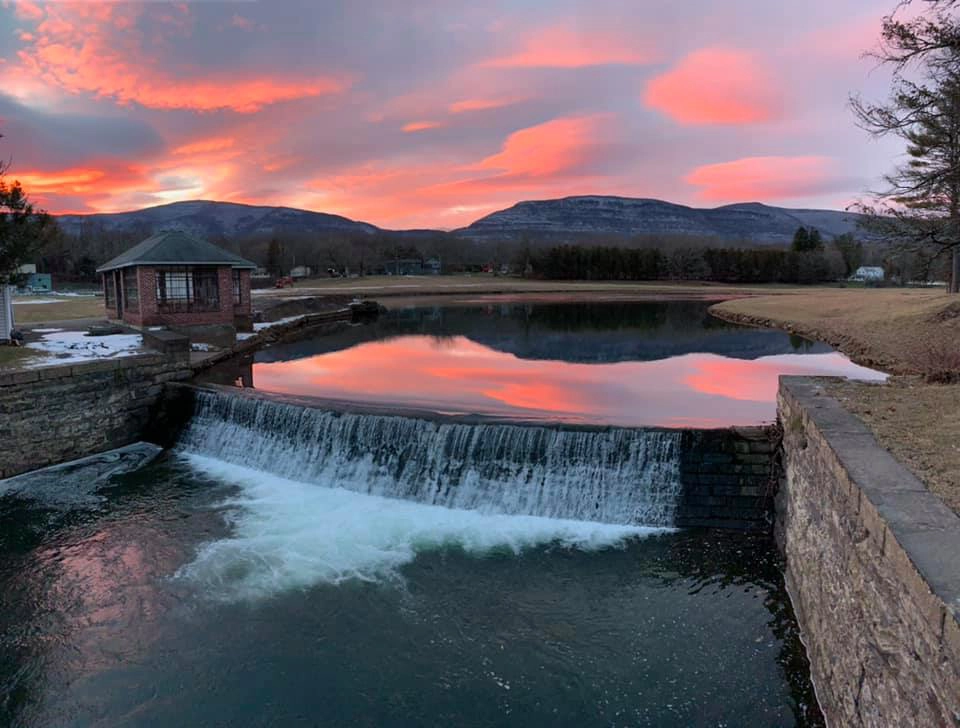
[{"x1": 0, "y1": 0, "x2": 904, "y2": 229}]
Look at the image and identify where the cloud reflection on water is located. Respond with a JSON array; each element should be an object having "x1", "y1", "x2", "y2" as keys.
[{"x1": 251, "y1": 335, "x2": 884, "y2": 427}]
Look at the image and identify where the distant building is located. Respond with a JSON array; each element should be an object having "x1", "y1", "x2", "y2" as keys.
[
  {"x1": 96, "y1": 231, "x2": 256, "y2": 331},
  {"x1": 23, "y1": 273, "x2": 52, "y2": 292},
  {"x1": 290, "y1": 265, "x2": 313, "y2": 279},
  {"x1": 851, "y1": 266, "x2": 885, "y2": 282},
  {"x1": 373, "y1": 258, "x2": 441, "y2": 276}
]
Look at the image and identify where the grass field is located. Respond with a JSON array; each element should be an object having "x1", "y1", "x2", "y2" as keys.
[
  {"x1": 12, "y1": 296, "x2": 104, "y2": 324},
  {"x1": 711, "y1": 287, "x2": 960, "y2": 375}
]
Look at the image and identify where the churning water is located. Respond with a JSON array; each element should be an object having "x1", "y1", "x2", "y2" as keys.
[
  {"x1": 173, "y1": 389, "x2": 681, "y2": 598},
  {"x1": 180, "y1": 390, "x2": 684, "y2": 526}
]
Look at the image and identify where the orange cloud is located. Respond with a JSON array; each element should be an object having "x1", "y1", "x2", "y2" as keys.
[
  {"x1": 14, "y1": 3, "x2": 347, "y2": 112},
  {"x1": 482, "y1": 25, "x2": 655, "y2": 68},
  {"x1": 644, "y1": 48, "x2": 782, "y2": 125},
  {"x1": 475, "y1": 115, "x2": 609, "y2": 178},
  {"x1": 685, "y1": 156, "x2": 836, "y2": 202},
  {"x1": 13, "y1": 167, "x2": 106, "y2": 192},
  {"x1": 448, "y1": 97, "x2": 520, "y2": 114},
  {"x1": 10, "y1": 160, "x2": 161, "y2": 212},
  {"x1": 172, "y1": 137, "x2": 236, "y2": 155},
  {"x1": 402, "y1": 120, "x2": 444, "y2": 133}
]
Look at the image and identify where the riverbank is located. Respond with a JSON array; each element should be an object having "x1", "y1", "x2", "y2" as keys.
[
  {"x1": 710, "y1": 288, "x2": 960, "y2": 515},
  {"x1": 709, "y1": 287, "x2": 959, "y2": 375}
]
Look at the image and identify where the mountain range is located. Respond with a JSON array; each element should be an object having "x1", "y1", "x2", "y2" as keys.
[{"x1": 56, "y1": 196, "x2": 862, "y2": 244}]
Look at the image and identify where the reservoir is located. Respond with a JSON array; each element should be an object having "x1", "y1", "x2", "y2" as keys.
[{"x1": 0, "y1": 299, "x2": 878, "y2": 726}]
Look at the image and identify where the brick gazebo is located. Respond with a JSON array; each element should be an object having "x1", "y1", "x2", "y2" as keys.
[{"x1": 97, "y1": 231, "x2": 256, "y2": 334}]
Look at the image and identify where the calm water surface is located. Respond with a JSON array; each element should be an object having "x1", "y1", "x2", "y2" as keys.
[
  {"x1": 223, "y1": 300, "x2": 884, "y2": 426},
  {"x1": 0, "y1": 453, "x2": 823, "y2": 727}
]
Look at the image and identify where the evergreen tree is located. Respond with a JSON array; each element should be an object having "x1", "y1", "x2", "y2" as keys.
[
  {"x1": 0, "y1": 147, "x2": 55, "y2": 284},
  {"x1": 267, "y1": 238, "x2": 283, "y2": 276},
  {"x1": 833, "y1": 233, "x2": 864, "y2": 277},
  {"x1": 808, "y1": 228, "x2": 824, "y2": 250},
  {"x1": 791, "y1": 227, "x2": 811, "y2": 252}
]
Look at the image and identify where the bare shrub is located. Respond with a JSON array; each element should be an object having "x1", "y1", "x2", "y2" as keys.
[{"x1": 919, "y1": 339, "x2": 960, "y2": 383}]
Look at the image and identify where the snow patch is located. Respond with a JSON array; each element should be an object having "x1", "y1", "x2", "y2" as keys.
[
  {"x1": 252, "y1": 314, "x2": 309, "y2": 331},
  {"x1": 26, "y1": 331, "x2": 143, "y2": 364}
]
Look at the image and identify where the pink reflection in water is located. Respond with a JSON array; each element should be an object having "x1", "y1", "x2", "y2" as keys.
[{"x1": 252, "y1": 335, "x2": 885, "y2": 427}]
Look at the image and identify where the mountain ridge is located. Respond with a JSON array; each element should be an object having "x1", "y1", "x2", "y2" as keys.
[
  {"x1": 454, "y1": 196, "x2": 862, "y2": 243},
  {"x1": 55, "y1": 195, "x2": 862, "y2": 244}
]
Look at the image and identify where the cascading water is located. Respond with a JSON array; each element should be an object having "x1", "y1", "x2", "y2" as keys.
[{"x1": 176, "y1": 389, "x2": 684, "y2": 528}]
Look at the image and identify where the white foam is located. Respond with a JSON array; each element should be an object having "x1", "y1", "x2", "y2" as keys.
[{"x1": 177, "y1": 455, "x2": 665, "y2": 600}]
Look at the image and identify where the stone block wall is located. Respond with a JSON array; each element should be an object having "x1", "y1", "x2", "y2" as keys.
[
  {"x1": 675, "y1": 426, "x2": 779, "y2": 530},
  {"x1": 0, "y1": 354, "x2": 193, "y2": 479},
  {"x1": 777, "y1": 377, "x2": 960, "y2": 727}
]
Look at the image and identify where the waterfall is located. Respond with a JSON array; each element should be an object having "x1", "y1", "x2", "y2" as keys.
[{"x1": 177, "y1": 390, "x2": 684, "y2": 528}]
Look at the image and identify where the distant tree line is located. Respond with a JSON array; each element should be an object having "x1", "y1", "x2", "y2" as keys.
[{"x1": 527, "y1": 242, "x2": 849, "y2": 284}]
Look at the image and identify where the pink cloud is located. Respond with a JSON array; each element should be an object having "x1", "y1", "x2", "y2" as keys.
[
  {"x1": 402, "y1": 120, "x2": 444, "y2": 133},
  {"x1": 685, "y1": 156, "x2": 837, "y2": 202},
  {"x1": 474, "y1": 114, "x2": 611, "y2": 178},
  {"x1": 448, "y1": 97, "x2": 521, "y2": 114},
  {"x1": 13, "y1": 3, "x2": 348, "y2": 112},
  {"x1": 644, "y1": 48, "x2": 782, "y2": 125},
  {"x1": 482, "y1": 24, "x2": 655, "y2": 69}
]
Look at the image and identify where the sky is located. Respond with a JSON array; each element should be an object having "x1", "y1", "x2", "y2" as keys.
[{"x1": 0, "y1": 0, "x2": 907, "y2": 229}]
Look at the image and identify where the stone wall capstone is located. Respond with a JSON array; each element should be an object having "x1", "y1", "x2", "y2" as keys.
[
  {"x1": 0, "y1": 354, "x2": 192, "y2": 479},
  {"x1": 777, "y1": 376, "x2": 960, "y2": 727}
]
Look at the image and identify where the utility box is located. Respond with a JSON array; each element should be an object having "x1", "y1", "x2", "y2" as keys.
[{"x1": 0, "y1": 286, "x2": 14, "y2": 342}]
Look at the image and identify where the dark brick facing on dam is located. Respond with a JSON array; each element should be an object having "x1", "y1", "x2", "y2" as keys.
[{"x1": 676, "y1": 427, "x2": 779, "y2": 531}]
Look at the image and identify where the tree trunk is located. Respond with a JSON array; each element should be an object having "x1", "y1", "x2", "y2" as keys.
[{"x1": 952, "y1": 247, "x2": 960, "y2": 293}]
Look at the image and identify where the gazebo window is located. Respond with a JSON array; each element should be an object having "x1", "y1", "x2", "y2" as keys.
[
  {"x1": 232, "y1": 269, "x2": 242, "y2": 304},
  {"x1": 156, "y1": 266, "x2": 220, "y2": 312},
  {"x1": 104, "y1": 274, "x2": 116, "y2": 308},
  {"x1": 123, "y1": 268, "x2": 139, "y2": 307}
]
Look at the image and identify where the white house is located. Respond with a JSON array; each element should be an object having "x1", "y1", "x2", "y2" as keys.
[{"x1": 851, "y1": 266, "x2": 885, "y2": 282}]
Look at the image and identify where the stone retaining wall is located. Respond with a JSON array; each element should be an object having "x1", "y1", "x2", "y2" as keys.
[
  {"x1": 777, "y1": 376, "x2": 960, "y2": 727},
  {"x1": 0, "y1": 354, "x2": 192, "y2": 479}
]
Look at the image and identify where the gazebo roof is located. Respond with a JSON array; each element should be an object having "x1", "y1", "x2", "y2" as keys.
[{"x1": 96, "y1": 230, "x2": 256, "y2": 273}]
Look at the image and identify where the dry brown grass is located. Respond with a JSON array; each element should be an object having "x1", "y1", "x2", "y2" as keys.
[
  {"x1": 711, "y1": 288, "x2": 960, "y2": 376},
  {"x1": 0, "y1": 346, "x2": 47, "y2": 369},
  {"x1": 828, "y1": 378, "x2": 960, "y2": 514},
  {"x1": 12, "y1": 297, "x2": 105, "y2": 324}
]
